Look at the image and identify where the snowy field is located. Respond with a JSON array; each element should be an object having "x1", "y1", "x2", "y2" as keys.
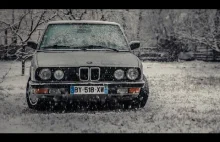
[{"x1": 1, "y1": 60, "x2": 220, "y2": 133}]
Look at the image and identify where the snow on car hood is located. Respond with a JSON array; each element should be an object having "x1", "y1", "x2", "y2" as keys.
[{"x1": 35, "y1": 51, "x2": 140, "y2": 67}]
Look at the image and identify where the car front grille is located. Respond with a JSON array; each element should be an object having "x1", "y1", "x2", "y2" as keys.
[
  {"x1": 35, "y1": 67, "x2": 141, "y2": 82},
  {"x1": 79, "y1": 67, "x2": 100, "y2": 81}
]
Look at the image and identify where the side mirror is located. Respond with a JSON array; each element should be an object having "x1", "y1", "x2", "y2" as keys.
[
  {"x1": 129, "y1": 41, "x2": 140, "y2": 50},
  {"x1": 27, "y1": 41, "x2": 38, "y2": 50}
]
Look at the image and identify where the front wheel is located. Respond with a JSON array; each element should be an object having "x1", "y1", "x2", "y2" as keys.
[
  {"x1": 26, "y1": 78, "x2": 43, "y2": 110},
  {"x1": 126, "y1": 75, "x2": 149, "y2": 109},
  {"x1": 137, "y1": 75, "x2": 149, "y2": 108}
]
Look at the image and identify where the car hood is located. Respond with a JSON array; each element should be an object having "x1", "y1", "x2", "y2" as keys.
[{"x1": 35, "y1": 51, "x2": 140, "y2": 67}]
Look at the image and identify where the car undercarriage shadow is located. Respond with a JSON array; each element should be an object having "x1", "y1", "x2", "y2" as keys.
[{"x1": 26, "y1": 101, "x2": 142, "y2": 114}]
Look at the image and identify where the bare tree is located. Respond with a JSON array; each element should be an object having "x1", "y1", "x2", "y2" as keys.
[
  {"x1": 0, "y1": 9, "x2": 58, "y2": 45},
  {"x1": 56, "y1": 9, "x2": 88, "y2": 20}
]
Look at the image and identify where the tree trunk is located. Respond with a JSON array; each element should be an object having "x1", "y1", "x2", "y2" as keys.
[
  {"x1": 137, "y1": 10, "x2": 143, "y2": 40},
  {"x1": 12, "y1": 9, "x2": 17, "y2": 45},
  {"x1": 100, "y1": 9, "x2": 106, "y2": 21},
  {"x1": 121, "y1": 11, "x2": 126, "y2": 30},
  {"x1": 214, "y1": 9, "x2": 220, "y2": 51},
  {"x1": 4, "y1": 29, "x2": 7, "y2": 45}
]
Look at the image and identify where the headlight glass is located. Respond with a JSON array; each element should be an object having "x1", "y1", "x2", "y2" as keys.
[
  {"x1": 126, "y1": 68, "x2": 139, "y2": 80},
  {"x1": 114, "y1": 69, "x2": 124, "y2": 80},
  {"x1": 39, "y1": 68, "x2": 51, "y2": 80},
  {"x1": 54, "y1": 70, "x2": 64, "y2": 80}
]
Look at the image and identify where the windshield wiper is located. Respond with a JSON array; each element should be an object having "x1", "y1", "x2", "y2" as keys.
[
  {"x1": 40, "y1": 45, "x2": 72, "y2": 50},
  {"x1": 40, "y1": 45, "x2": 124, "y2": 52},
  {"x1": 77, "y1": 45, "x2": 120, "y2": 52}
]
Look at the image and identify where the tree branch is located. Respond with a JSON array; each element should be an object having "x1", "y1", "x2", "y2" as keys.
[
  {"x1": 79, "y1": 10, "x2": 87, "y2": 20},
  {"x1": 39, "y1": 11, "x2": 58, "y2": 25},
  {"x1": 15, "y1": 10, "x2": 30, "y2": 33},
  {"x1": 24, "y1": 10, "x2": 47, "y2": 42},
  {"x1": 0, "y1": 20, "x2": 23, "y2": 42}
]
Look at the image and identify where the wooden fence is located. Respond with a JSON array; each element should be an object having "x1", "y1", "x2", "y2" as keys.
[
  {"x1": 194, "y1": 45, "x2": 220, "y2": 61},
  {"x1": 133, "y1": 47, "x2": 170, "y2": 61},
  {"x1": 133, "y1": 45, "x2": 220, "y2": 62}
]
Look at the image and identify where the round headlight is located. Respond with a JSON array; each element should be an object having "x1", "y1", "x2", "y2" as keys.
[
  {"x1": 114, "y1": 69, "x2": 124, "y2": 80},
  {"x1": 39, "y1": 68, "x2": 51, "y2": 80},
  {"x1": 126, "y1": 68, "x2": 139, "y2": 80},
  {"x1": 54, "y1": 70, "x2": 64, "y2": 80}
]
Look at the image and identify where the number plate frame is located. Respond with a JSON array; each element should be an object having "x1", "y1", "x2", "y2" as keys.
[{"x1": 70, "y1": 85, "x2": 108, "y2": 95}]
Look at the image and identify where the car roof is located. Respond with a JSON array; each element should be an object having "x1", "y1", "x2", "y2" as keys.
[{"x1": 47, "y1": 20, "x2": 120, "y2": 26}]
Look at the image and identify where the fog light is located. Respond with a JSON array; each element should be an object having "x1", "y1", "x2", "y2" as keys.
[
  {"x1": 34, "y1": 88, "x2": 49, "y2": 94},
  {"x1": 117, "y1": 88, "x2": 128, "y2": 94},
  {"x1": 128, "y1": 88, "x2": 140, "y2": 94}
]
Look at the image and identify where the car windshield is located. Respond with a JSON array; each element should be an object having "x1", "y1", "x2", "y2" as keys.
[{"x1": 39, "y1": 23, "x2": 129, "y2": 51}]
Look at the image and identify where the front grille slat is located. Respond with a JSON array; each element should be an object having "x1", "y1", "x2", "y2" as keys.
[
  {"x1": 90, "y1": 67, "x2": 100, "y2": 81},
  {"x1": 79, "y1": 67, "x2": 89, "y2": 81}
]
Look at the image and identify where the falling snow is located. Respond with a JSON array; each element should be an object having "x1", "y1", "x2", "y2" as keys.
[{"x1": 1, "y1": 60, "x2": 220, "y2": 133}]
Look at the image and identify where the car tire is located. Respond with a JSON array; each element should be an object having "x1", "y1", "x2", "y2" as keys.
[
  {"x1": 127, "y1": 75, "x2": 149, "y2": 109},
  {"x1": 26, "y1": 78, "x2": 44, "y2": 110},
  {"x1": 122, "y1": 75, "x2": 149, "y2": 109},
  {"x1": 136, "y1": 75, "x2": 149, "y2": 108}
]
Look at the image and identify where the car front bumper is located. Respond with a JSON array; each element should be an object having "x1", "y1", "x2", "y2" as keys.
[{"x1": 28, "y1": 80, "x2": 145, "y2": 102}]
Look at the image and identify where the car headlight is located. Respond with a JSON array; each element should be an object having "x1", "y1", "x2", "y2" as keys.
[
  {"x1": 114, "y1": 69, "x2": 124, "y2": 80},
  {"x1": 126, "y1": 68, "x2": 139, "y2": 80},
  {"x1": 39, "y1": 68, "x2": 51, "y2": 80},
  {"x1": 54, "y1": 70, "x2": 64, "y2": 80}
]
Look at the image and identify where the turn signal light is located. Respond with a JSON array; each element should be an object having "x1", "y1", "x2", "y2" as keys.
[
  {"x1": 128, "y1": 88, "x2": 140, "y2": 94},
  {"x1": 34, "y1": 88, "x2": 49, "y2": 94}
]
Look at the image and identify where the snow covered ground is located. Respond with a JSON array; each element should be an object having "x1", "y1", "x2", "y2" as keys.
[{"x1": 1, "y1": 60, "x2": 220, "y2": 133}]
